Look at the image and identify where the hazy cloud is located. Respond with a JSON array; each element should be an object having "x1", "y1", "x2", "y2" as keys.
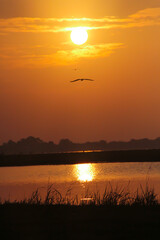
[
  {"x1": 0, "y1": 7, "x2": 159, "y2": 68},
  {"x1": 0, "y1": 8, "x2": 160, "y2": 33},
  {"x1": 56, "y1": 43, "x2": 123, "y2": 63},
  {"x1": 0, "y1": 43, "x2": 123, "y2": 67}
]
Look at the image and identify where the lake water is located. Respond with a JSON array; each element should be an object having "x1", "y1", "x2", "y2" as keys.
[{"x1": 0, "y1": 162, "x2": 160, "y2": 202}]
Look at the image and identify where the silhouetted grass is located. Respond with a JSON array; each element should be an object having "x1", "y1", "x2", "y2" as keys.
[
  {"x1": 1, "y1": 183, "x2": 160, "y2": 240},
  {"x1": 132, "y1": 183, "x2": 158, "y2": 206},
  {"x1": 1, "y1": 182, "x2": 159, "y2": 207}
]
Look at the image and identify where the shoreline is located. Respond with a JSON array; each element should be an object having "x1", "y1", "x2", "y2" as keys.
[{"x1": 0, "y1": 149, "x2": 160, "y2": 167}]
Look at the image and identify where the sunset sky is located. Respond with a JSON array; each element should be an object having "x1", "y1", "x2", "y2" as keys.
[{"x1": 0, "y1": 0, "x2": 160, "y2": 144}]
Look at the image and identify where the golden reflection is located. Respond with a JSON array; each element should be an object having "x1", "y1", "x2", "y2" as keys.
[{"x1": 75, "y1": 164, "x2": 95, "y2": 182}]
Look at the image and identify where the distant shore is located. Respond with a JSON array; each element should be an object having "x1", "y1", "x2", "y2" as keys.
[{"x1": 1, "y1": 149, "x2": 160, "y2": 167}]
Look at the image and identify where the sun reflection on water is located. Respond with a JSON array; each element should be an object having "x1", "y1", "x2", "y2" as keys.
[{"x1": 75, "y1": 164, "x2": 95, "y2": 182}]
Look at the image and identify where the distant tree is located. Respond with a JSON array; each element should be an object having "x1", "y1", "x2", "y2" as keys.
[{"x1": 58, "y1": 139, "x2": 74, "y2": 150}]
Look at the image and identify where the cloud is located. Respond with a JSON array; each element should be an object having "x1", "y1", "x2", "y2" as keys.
[
  {"x1": 56, "y1": 43, "x2": 123, "y2": 61},
  {"x1": 0, "y1": 7, "x2": 159, "y2": 68},
  {"x1": 130, "y1": 8, "x2": 160, "y2": 20},
  {"x1": 125, "y1": 7, "x2": 160, "y2": 28},
  {"x1": 0, "y1": 17, "x2": 119, "y2": 33},
  {"x1": 0, "y1": 8, "x2": 159, "y2": 34},
  {"x1": 0, "y1": 43, "x2": 123, "y2": 67}
]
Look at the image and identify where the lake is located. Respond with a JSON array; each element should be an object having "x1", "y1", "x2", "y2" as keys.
[{"x1": 0, "y1": 162, "x2": 160, "y2": 202}]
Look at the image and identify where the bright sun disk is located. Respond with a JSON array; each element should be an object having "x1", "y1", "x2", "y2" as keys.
[{"x1": 71, "y1": 27, "x2": 88, "y2": 45}]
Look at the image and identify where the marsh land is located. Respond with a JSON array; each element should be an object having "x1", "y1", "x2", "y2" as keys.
[{"x1": 1, "y1": 149, "x2": 160, "y2": 167}]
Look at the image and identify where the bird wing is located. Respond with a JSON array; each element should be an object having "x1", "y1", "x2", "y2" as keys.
[
  {"x1": 70, "y1": 79, "x2": 81, "y2": 82},
  {"x1": 70, "y1": 78, "x2": 94, "y2": 82},
  {"x1": 84, "y1": 79, "x2": 94, "y2": 81}
]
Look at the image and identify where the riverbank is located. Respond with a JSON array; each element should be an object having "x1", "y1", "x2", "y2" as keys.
[
  {"x1": 1, "y1": 204, "x2": 160, "y2": 240},
  {"x1": 1, "y1": 149, "x2": 160, "y2": 167}
]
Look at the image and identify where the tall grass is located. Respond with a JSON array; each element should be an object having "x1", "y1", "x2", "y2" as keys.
[
  {"x1": 1, "y1": 182, "x2": 159, "y2": 207},
  {"x1": 133, "y1": 183, "x2": 158, "y2": 206}
]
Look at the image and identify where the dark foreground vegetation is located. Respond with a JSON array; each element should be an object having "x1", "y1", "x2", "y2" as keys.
[
  {"x1": 1, "y1": 184, "x2": 160, "y2": 240},
  {"x1": 1, "y1": 149, "x2": 160, "y2": 167},
  {"x1": 1, "y1": 204, "x2": 160, "y2": 240}
]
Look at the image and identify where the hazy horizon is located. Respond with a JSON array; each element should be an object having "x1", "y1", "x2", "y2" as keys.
[{"x1": 2, "y1": 135, "x2": 160, "y2": 146}]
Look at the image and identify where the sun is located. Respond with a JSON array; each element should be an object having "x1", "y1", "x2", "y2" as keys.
[{"x1": 71, "y1": 27, "x2": 88, "y2": 45}]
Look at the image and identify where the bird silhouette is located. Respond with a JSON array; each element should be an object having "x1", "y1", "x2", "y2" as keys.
[{"x1": 70, "y1": 78, "x2": 94, "y2": 83}]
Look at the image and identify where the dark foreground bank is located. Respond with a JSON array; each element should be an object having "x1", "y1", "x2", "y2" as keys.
[
  {"x1": 0, "y1": 204, "x2": 160, "y2": 240},
  {"x1": 1, "y1": 149, "x2": 160, "y2": 167}
]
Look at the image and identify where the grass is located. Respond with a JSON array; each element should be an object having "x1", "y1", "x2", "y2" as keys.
[
  {"x1": 0, "y1": 182, "x2": 158, "y2": 207},
  {"x1": 1, "y1": 183, "x2": 160, "y2": 240}
]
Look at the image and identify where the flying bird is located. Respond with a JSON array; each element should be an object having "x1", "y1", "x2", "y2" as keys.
[{"x1": 70, "y1": 78, "x2": 94, "y2": 83}]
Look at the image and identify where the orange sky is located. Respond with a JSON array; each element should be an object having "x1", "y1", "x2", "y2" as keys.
[{"x1": 0, "y1": 0, "x2": 160, "y2": 144}]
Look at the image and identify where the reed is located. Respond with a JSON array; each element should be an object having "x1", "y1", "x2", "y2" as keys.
[
  {"x1": 132, "y1": 183, "x2": 158, "y2": 206},
  {"x1": 1, "y1": 182, "x2": 159, "y2": 207}
]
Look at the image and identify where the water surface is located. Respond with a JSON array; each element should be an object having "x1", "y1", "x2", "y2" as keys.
[{"x1": 0, "y1": 162, "x2": 160, "y2": 202}]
